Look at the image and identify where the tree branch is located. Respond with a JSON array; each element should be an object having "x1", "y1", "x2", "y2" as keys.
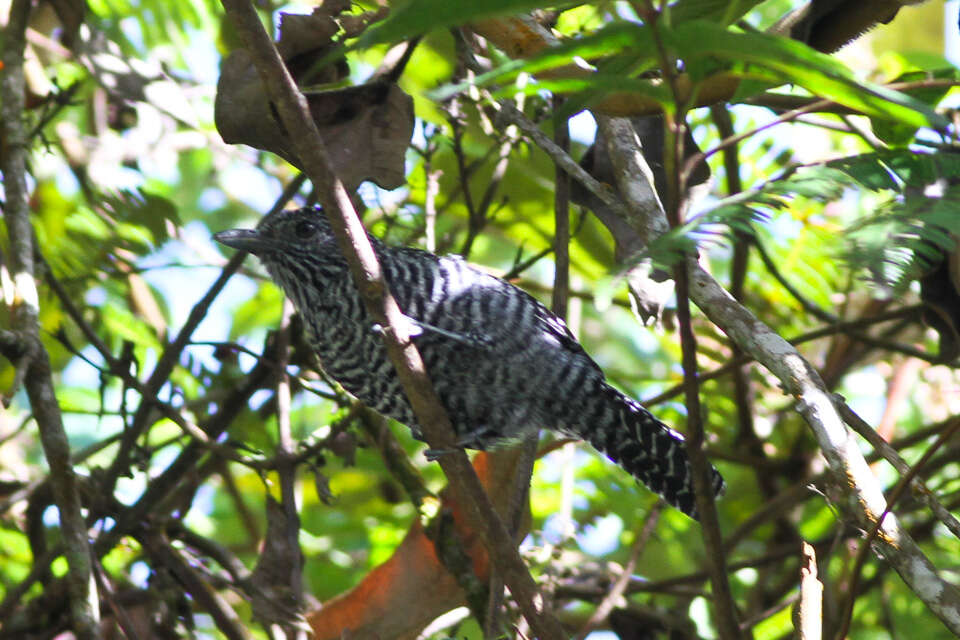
[
  {"x1": 685, "y1": 265, "x2": 960, "y2": 633},
  {"x1": 217, "y1": 2, "x2": 566, "y2": 638},
  {"x1": 836, "y1": 399, "x2": 960, "y2": 540},
  {"x1": 98, "y1": 173, "x2": 303, "y2": 495},
  {"x1": 95, "y1": 352, "x2": 275, "y2": 554},
  {"x1": 471, "y1": 13, "x2": 960, "y2": 632},
  {"x1": 273, "y1": 302, "x2": 308, "y2": 640},
  {"x1": 574, "y1": 504, "x2": 662, "y2": 640},
  {"x1": 143, "y1": 531, "x2": 254, "y2": 640},
  {"x1": 1, "y1": 1, "x2": 100, "y2": 637},
  {"x1": 596, "y1": 94, "x2": 738, "y2": 640}
]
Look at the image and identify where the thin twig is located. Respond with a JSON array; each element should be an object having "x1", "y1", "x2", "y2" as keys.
[
  {"x1": 103, "y1": 251, "x2": 246, "y2": 489},
  {"x1": 690, "y1": 251, "x2": 960, "y2": 635},
  {"x1": 102, "y1": 174, "x2": 304, "y2": 493},
  {"x1": 144, "y1": 532, "x2": 254, "y2": 640},
  {"x1": 752, "y1": 237, "x2": 838, "y2": 324},
  {"x1": 450, "y1": 95, "x2": 481, "y2": 255},
  {"x1": 496, "y1": 102, "x2": 636, "y2": 230},
  {"x1": 274, "y1": 301, "x2": 307, "y2": 640},
  {"x1": 92, "y1": 558, "x2": 143, "y2": 640},
  {"x1": 711, "y1": 103, "x2": 781, "y2": 536},
  {"x1": 685, "y1": 97, "x2": 833, "y2": 179},
  {"x1": 574, "y1": 504, "x2": 662, "y2": 640},
  {"x1": 95, "y1": 353, "x2": 275, "y2": 554},
  {"x1": 635, "y1": 8, "x2": 739, "y2": 636},
  {"x1": 837, "y1": 399, "x2": 960, "y2": 539},
  {"x1": 642, "y1": 305, "x2": 922, "y2": 407},
  {"x1": 835, "y1": 415, "x2": 960, "y2": 640}
]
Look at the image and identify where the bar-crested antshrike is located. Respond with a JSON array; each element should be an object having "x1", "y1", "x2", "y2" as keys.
[{"x1": 215, "y1": 206, "x2": 724, "y2": 518}]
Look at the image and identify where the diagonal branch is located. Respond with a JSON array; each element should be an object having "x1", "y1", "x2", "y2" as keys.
[
  {"x1": 837, "y1": 400, "x2": 960, "y2": 541},
  {"x1": 597, "y1": 114, "x2": 740, "y2": 639},
  {"x1": 1, "y1": 1, "x2": 101, "y2": 637},
  {"x1": 217, "y1": 2, "x2": 566, "y2": 638},
  {"x1": 469, "y1": 13, "x2": 960, "y2": 634},
  {"x1": 684, "y1": 262, "x2": 960, "y2": 635}
]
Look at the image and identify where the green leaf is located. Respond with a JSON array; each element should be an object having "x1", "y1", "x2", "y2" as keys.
[
  {"x1": 101, "y1": 189, "x2": 181, "y2": 247},
  {"x1": 844, "y1": 185, "x2": 960, "y2": 291},
  {"x1": 433, "y1": 19, "x2": 945, "y2": 131},
  {"x1": 871, "y1": 68, "x2": 960, "y2": 146},
  {"x1": 667, "y1": 0, "x2": 766, "y2": 26},
  {"x1": 356, "y1": 0, "x2": 577, "y2": 49},
  {"x1": 828, "y1": 150, "x2": 960, "y2": 191},
  {"x1": 621, "y1": 164, "x2": 860, "y2": 275},
  {"x1": 230, "y1": 281, "x2": 284, "y2": 341},
  {"x1": 490, "y1": 74, "x2": 673, "y2": 113},
  {"x1": 667, "y1": 21, "x2": 947, "y2": 129},
  {"x1": 430, "y1": 21, "x2": 655, "y2": 102},
  {"x1": 765, "y1": 167, "x2": 855, "y2": 201},
  {"x1": 101, "y1": 304, "x2": 163, "y2": 352}
]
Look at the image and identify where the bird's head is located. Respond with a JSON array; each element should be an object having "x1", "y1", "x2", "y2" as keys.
[
  {"x1": 214, "y1": 206, "x2": 346, "y2": 310},
  {"x1": 213, "y1": 206, "x2": 335, "y2": 259}
]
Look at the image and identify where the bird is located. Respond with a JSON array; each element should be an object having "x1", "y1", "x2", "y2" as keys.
[{"x1": 215, "y1": 206, "x2": 724, "y2": 518}]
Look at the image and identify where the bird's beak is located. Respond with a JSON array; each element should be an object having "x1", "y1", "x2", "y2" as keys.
[{"x1": 214, "y1": 229, "x2": 270, "y2": 255}]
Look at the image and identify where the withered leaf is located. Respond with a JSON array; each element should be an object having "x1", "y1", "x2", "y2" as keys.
[{"x1": 215, "y1": 8, "x2": 413, "y2": 191}]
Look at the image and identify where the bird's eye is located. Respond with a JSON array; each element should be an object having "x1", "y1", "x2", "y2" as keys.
[{"x1": 294, "y1": 220, "x2": 318, "y2": 239}]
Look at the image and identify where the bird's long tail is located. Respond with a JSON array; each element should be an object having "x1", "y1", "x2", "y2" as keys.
[{"x1": 575, "y1": 382, "x2": 725, "y2": 519}]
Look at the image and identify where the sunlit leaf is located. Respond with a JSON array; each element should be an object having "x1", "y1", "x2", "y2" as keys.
[
  {"x1": 668, "y1": 21, "x2": 947, "y2": 128},
  {"x1": 828, "y1": 150, "x2": 960, "y2": 190},
  {"x1": 667, "y1": 0, "x2": 766, "y2": 25}
]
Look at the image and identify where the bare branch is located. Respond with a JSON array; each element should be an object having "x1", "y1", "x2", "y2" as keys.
[
  {"x1": 217, "y1": 2, "x2": 567, "y2": 637},
  {"x1": 795, "y1": 541, "x2": 823, "y2": 640},
  {"x1": 273, "y1": 301, "x2": 308, "y2": 639},
  {"x1": 143, "y1": 531, "x2": 254, "y2": 640},
  {"x1": 686, "y1": 264, "x2": 960, "y2": 633},
  {"x1": 596, "y1": 114, "x2": 740, "y2": 638},
  {"x1": 838, "y1": 399, "x2": 960, "y2": 541},
  {"x1": 574, "y1": 505, "x2": 662, "y2": 640},
  {"x1": 1, "y1": 1, "x2": 100, "y2": 636},
  {"x1": 472, "y1": 14, "x2": 960, "y2": 631}
]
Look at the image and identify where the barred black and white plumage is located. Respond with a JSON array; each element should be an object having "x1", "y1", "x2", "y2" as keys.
[{"x1": 215, "y1": 206, "x2": 724, "y2": 518}]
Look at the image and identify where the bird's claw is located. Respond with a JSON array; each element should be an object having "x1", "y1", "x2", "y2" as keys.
[{"x1": 424, "y1": 447, "x2": 458, "y2": 461}]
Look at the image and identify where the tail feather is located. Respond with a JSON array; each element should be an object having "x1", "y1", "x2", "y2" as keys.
[{"x1": 578, "y1": 383, "x2": 725, "y2": 519}]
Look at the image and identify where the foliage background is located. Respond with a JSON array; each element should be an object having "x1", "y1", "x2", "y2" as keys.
[{"x1": 2, "y1": 0, "x2": 960, "y2": 639}]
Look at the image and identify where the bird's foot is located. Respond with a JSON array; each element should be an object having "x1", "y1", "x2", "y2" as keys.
[{"x1": 424, "y1": 447, "x2": 459, "y2": 461}]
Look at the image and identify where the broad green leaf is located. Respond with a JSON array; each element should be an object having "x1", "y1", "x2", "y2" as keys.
[
  {"x1": 668, "y1": 21, "x2": 947, "y2": 129},
  {"x1": 435, "y1": 19, "x2": 945, "y2": 131},
  {"x1": 230, "y1": 281, "x2": 284, "y2": 340},
  {"x1": 872, "y1": 68, "x2": 960, "y2": 146},
  {"x1": 667, "y1": 0, "x2": 767, "y2": 26},
  {"x1": 430, "y1": 22, "x2": 655, "y2": 102},
  {"x1": 56, "y1": 386, "x2": 105, "y2": 413},
  {"x1": 101, "y1": 304, "x2": 163, "y2": 352}
]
